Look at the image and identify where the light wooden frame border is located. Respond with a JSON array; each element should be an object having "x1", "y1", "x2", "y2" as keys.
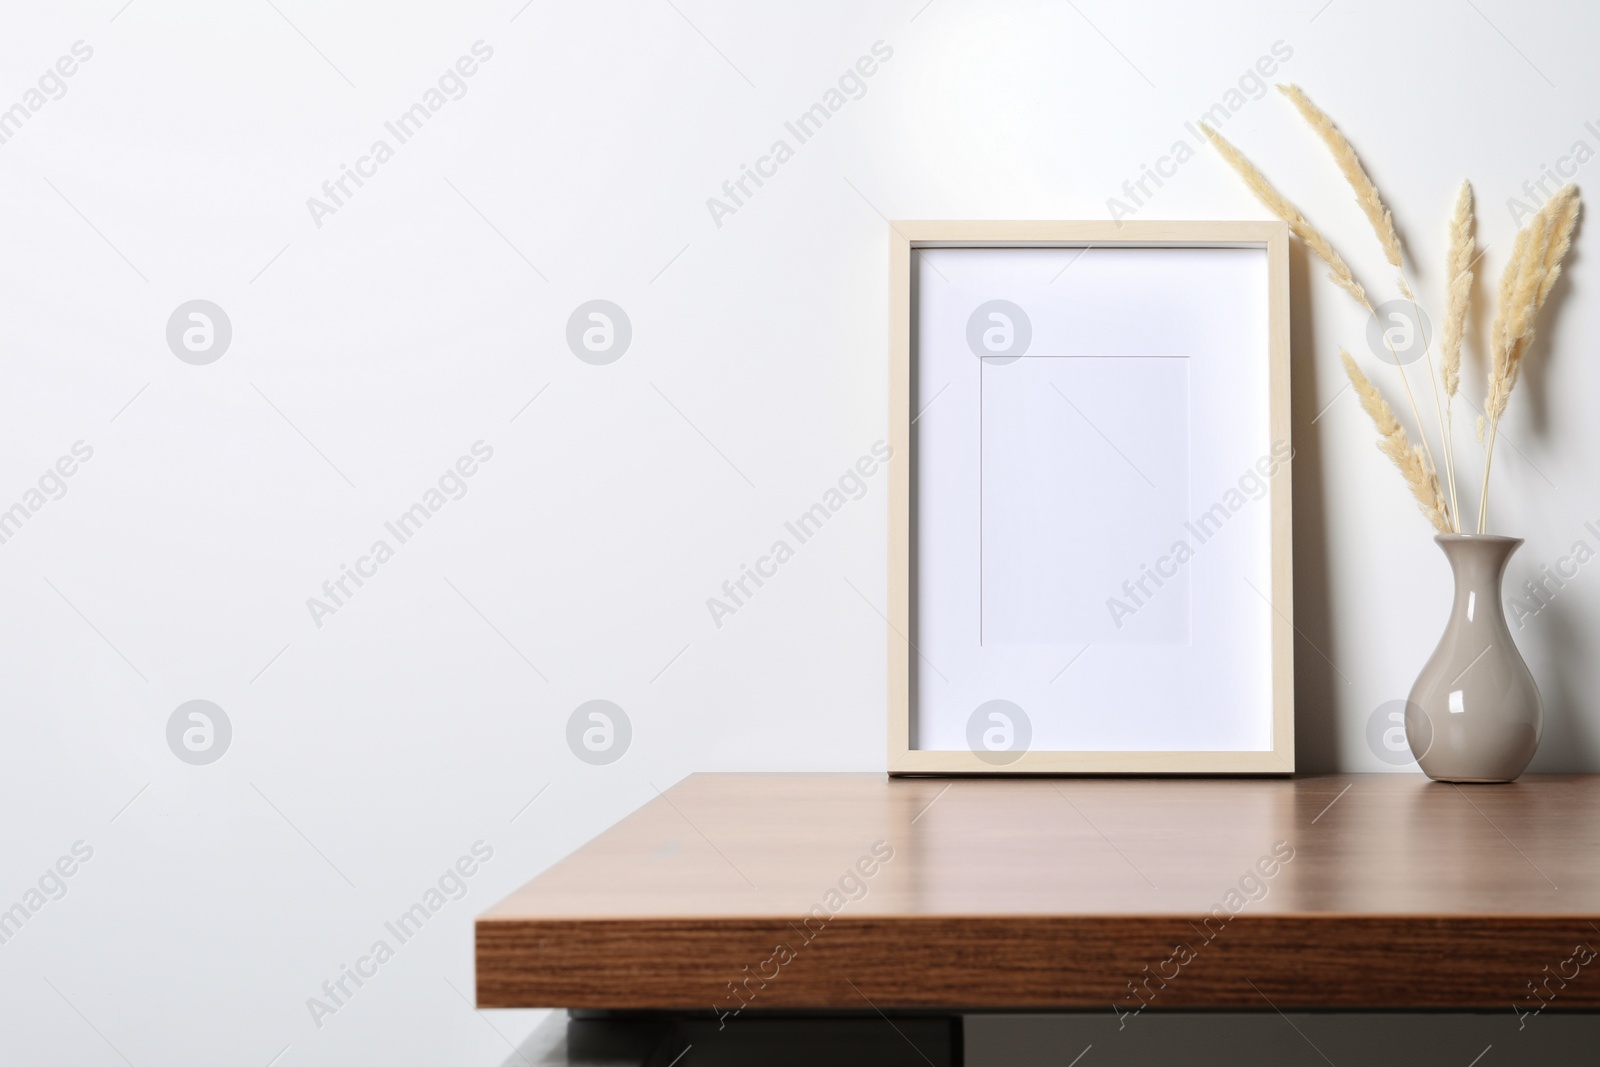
[{"x1": 887, "y1": 220, "x2": 1293, "y2": 775}]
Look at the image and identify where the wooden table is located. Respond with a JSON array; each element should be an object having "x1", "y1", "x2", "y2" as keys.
[{"x1": 476, "y1": 774, "x2": 1600, "y2": 1064}]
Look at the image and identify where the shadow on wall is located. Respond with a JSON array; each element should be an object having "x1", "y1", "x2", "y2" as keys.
[
  {"x1": 1487, "y1": 204, "x2": 1585, "y2": 770},
  {"x1": 1287, "y1": 239, "x2": 1341, "y2": 772},
  {"x1": 1530, "y1": 598, "x2": 1599, "y2": 770}
]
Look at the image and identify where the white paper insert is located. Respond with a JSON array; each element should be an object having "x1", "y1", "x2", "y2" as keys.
[{"x1": 913, "y1": 245, "x2": 1274, "y2": 753}]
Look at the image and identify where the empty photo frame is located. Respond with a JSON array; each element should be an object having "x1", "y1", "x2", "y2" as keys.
[{"x1": 887, "y1": 221, "x2": 1293, "y2": 774}]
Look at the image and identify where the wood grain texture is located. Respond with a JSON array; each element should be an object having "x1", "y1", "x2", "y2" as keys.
[
  {"x1": 885, "y1": 220, "x2": 1295, "y2": 774},
  {"x1": 477, "y1": 774, "x2": 1600, "y2": 1010}
]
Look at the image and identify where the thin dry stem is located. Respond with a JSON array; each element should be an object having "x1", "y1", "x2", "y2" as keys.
[
  {"x1": 1279, "y1": 82, "x2": 1456, "y2": 527},
  {"x1": 1342, "y1": 351, "x2": 1451, "y2": 533},
  {"x1": 1251, "y1": 91, "x2": 1454, "y2": 526},
  {"x1": 1379, "y1": 321, "x2": 1453, "y2": 530}
]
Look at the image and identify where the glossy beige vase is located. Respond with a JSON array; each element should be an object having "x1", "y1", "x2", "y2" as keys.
[{"x1": 1405, "y1": 534, "x2": 1542, "y2": 782}]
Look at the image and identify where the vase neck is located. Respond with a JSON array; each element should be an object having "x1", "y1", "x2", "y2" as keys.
[{"x1": 1438, "y1": 536, "x2": 1521, "y2": 629}]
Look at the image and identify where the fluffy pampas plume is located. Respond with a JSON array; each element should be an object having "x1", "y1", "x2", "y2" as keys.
[
  {"x1": 1439, "y1": 181, "x2": 1475, "y2": 402},
  {"x1": 1201, "y1": 85, "x2": 1581, "y2": 536},
  {"x1": 1277, "y1": 84, "x2": 1403, "y2": 269},
  {"x1": 1277, "y1": 83, "x2": 1461, "y2": 519},
  {"x1": 1434, "y1": 180, "x2": 1475, "y2": 524},
  {"x1": 1342, "y1": 351, "x2": 1451, "y2": 533},
  {"x1": 1479, "y1": 184, "x2": 1581, "y2": 530},
  {"x1": 1487, "y1": 186, "x2": 1578, "y2": 424},
  {"x1": 1199, "y1": 123, "x2": 1372, "y2": 311}
]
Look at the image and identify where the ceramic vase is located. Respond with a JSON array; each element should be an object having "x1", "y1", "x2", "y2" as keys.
[{"x1": 1405, "y1": 534, "x2": 1542, "y2": 782}]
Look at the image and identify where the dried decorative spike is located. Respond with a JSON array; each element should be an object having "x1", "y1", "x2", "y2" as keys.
[
  {"x1": 1278, "y1": 84, "x2": 1403, "y2": 268},
  {"x1": 1440, "y1": 181, "x2": 1475, "y2": 401},
  {"x1": 1343, "y1": 351, "x2": 1451, "y2": 533},
  {"x1": 1200, "y1": 123, "x2": 1372, "y2": 311}
]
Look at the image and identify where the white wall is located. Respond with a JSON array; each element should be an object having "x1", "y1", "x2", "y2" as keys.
[{"x1": 0, "y1": 1, "x2": 1595, "y2": 1063}]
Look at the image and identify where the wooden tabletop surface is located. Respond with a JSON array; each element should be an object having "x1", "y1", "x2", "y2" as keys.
[{"x1": 476, "y1": 773, "x2": 1600, "y2": 1011}]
